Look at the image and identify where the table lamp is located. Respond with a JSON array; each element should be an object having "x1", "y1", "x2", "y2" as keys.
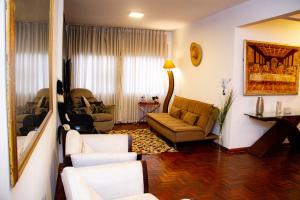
[{"x1": 163, "y1": 60, "x2": 175, "y2": 113}]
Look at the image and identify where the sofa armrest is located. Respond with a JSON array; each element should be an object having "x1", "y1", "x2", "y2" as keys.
[
  {"x1": 82, "y1": 134, "x2": 131, "y2": 152},
  {"x1": 204, "y1": 107, "x2": 220, "y2": 136},
  {"x1": 71, "y1": 152, "x2": 137, "y2": 167},
  {"x1": 76, "y1": 161, "x2": 145, "y2": 199}
]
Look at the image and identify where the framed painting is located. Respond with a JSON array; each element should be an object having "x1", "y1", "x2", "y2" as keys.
[{"x1": 244, "y1": 40, "x2": 300, "y2": 95}]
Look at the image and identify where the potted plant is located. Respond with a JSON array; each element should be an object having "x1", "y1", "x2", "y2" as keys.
[{"x1": 218, "y1": 89, "x2": 234, "y2": 148}]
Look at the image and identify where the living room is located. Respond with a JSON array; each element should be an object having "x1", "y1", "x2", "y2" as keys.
[{"x1": 1, "y1": 0, "x2": 300, "y2": 199}]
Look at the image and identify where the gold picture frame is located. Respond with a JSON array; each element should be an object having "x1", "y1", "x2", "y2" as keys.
[
  {"x1": 244, "y1": 40, "x2": 300, "y2": 95},
  {"x1": 6, "y1": 0, "x2": 54, "y2": 186}
]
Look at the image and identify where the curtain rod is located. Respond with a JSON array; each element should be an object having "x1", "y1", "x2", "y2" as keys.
[{"x1": 65, "y1": 23, "x2": 172, "y2": 33}]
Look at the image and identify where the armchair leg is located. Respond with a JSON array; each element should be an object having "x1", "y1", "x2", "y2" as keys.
[{"x1": 137, "y1": 154, "x2": 143, "y2": 160}]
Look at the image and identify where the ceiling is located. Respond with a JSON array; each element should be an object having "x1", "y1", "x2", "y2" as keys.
[{"x1": 64, "y1": 0, "x2": 247, "y2": 30}]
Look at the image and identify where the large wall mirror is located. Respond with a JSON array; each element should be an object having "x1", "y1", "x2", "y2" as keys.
[{"x1": 6, "y1": 0, "x2": 53, "y2": 186}]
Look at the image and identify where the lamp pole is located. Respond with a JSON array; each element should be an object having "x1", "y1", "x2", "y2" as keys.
[{"x1": 163, "y1": 69, "x2": 174, "y2": 113}]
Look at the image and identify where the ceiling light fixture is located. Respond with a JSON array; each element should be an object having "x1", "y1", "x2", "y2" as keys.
[{"x1": 129, "y1": 11, "x2": 144, "y2": 19}]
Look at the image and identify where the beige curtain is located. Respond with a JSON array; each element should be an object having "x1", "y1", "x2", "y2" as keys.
[
  {"x1": 66, "y1": 25, "x2": 168, "y2": 123},
  {"x1": 15, "y1": 22, "x2": 49, "y2": 106}
]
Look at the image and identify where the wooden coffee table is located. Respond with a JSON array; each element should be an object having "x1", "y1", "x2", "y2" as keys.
[{"x1": 245, "y1": 112, "x2": 300, "y2": 157}]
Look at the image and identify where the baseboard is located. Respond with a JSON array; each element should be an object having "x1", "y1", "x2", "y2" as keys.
[{"x1": 226, "y1": 147, "x2": 250, "y2": 153}]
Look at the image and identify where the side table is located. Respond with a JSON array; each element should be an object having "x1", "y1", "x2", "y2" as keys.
[{"x1": 138, "y1": 101, "x2": 160, "y2": 122}]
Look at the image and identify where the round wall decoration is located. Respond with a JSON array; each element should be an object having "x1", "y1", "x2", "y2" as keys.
[{"x1": 190, "y1": 42, "x2": 202, "y2": 66}]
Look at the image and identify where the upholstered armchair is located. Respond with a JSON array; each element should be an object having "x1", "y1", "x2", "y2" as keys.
[
  {"x1": 64, "y1": 130, "x2": 137, "y2": 167},
  {"x1": 61, "y1": 161, "x2": 158, "y2": 200},
  {"x1": 70, "y1": 88, "x2": 115, "y2": 132},
  {"x1": 16, "y1": 88, "x2": 49, "y2": 135}
]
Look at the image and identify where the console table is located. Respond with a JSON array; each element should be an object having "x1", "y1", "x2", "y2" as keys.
[
  {"x1": 245, "y1": 112, "x2": 300, "y2": 157},
  {"x1": 138, "y1": 101, "x2": 160, "y2": 122}
]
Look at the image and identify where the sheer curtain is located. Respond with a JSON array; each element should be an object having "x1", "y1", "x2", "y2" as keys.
[
  {"x1": 15, "y1": 22, "x2": 49, "y2": 106},
  {"x1": 66, "y1": 25, "x2": 168, "y2": 123}
]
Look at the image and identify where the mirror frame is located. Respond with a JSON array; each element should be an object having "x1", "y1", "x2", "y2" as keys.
[{"x1": 5, "y1": 0, "x2": 53, "y2": 186}]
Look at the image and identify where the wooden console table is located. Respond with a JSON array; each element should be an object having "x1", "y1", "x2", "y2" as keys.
[{"x1": 245, "y1": 112, "x2": 300, "y2": 157}]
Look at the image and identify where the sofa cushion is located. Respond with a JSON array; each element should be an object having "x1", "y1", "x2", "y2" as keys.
[
  {"x1": 147, "y1": 113, "x2": 202, "y2": 132},
  {"x1": 92, "y1": 113, "x2": 113, "y2": 122},
  {"x1": 172, "y1": 96, "x2": 213, "y2": 130},
  {"x1": 169, "y1": 106, "x2": 181, "y2": 119},
  {"x1": 180, "y1": 110, "x2": 187, "y2": 120},
  {"x1": 182, "y1": 112, "x2": 198, "y2": 125}
]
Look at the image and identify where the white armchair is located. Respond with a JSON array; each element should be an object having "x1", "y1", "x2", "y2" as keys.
[
  {"x1": 61, "y1": 161, "x2": 158, "y2": 200},
  {"x1": 64, "y1": 130, "x2": 137, "y2": 167}
]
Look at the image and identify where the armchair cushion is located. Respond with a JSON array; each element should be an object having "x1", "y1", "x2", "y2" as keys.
[
  {"x1": 92, "y1": 113, "x2": 113, "y2": 122},
  {"x1": 82, "y1": 142, "x2": 95, "y2": 153},
  {"x1": 76, "y1": 161, "x2": 144, "y2": 199},
  {"x1": 82, "y1": 134, "x2": 130, "y2": 152},
  {"x1": 71, "y1": 152, "x2": 137, "y2": 167}
]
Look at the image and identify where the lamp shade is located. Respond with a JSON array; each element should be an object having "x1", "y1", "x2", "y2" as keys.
[{"x1": 163, "y1": 60, "x2": 175, "y2": 69}]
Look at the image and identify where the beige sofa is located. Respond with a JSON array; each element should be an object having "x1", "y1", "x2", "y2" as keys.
[
  {"x1": 70, "y1": 88, "x2": 115, "y2": 132},
  {"x1": 147, "y1": 96, "x2": 219, "y2": 148}
]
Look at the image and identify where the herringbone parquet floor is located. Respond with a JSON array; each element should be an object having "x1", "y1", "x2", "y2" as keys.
[
  {"x1": 55, "y1": 123, "x2": 300, "y2": 200},
  {"x1": 143, "y1": 142, "x2": 300, "y2": 200}
]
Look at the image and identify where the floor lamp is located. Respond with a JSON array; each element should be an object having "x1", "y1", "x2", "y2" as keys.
[{"x1": 162, "y1": 60, "x2": 175, "y2": 113}]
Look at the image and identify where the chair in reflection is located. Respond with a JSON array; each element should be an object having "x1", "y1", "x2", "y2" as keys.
[
  {"x1": 57, "y1": 80, "x2": 96, "y2": 134},
  {"x1": 70, "y1": 88, "x2": 115, "y2": 132},
  {"x1": 16, "y1": 88, "x2": 49, "y2": 136}
]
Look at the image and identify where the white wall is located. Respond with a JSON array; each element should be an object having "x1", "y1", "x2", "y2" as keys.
[
  {"x1": 230, "y1": 19, "x2": 300, "y2": 148},
  {"x1": 173, "y1": 0, "x2": 300, "y2": 148},
  {"x1": 0, "y1": 0, "x2": 64, "y2": 199}
]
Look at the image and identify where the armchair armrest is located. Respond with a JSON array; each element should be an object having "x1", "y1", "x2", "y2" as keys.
[
  {"x1": 76, "y1": 161, "x2": 146, "y2": 199},
  {"x1": 104, "y1": 104, "x2": 115, "y2": 114},
  {"x1": 82, "y1": 134, "x2": 131, "y2": 152},
  {"x1": 71, "y1": 152, "x2": 137, "y2": 167}
]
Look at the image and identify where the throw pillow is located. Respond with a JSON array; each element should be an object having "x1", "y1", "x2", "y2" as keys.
[
  {"x1": 183, "y1": 112, "x2": 198, "y2": 125},
  {"x1": 180, "y1": 110, "x2": 187, "y2": 120},
  {"x1": 81, "y1": 96, "x2": 91, "y2": 108},
  {"x1": 90, "y1": 101, "x2": 106, "y2": 113},
  {"x1": 169, "y1": 106, "x2": 181, "y2": 119}
]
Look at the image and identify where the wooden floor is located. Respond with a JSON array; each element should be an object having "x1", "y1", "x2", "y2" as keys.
[{"x1": 55, "y1": 124, "x2": 300, "y2": 200}]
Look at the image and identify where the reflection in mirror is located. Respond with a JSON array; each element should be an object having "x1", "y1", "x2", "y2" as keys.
[{"x1": 14, "y1": 0, "x2": 50, "y2": 163}]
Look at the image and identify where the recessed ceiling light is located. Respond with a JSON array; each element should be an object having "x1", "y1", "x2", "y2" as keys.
[{"x1": 129, "y1": 11, "x2": 144, "y2": 19}]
